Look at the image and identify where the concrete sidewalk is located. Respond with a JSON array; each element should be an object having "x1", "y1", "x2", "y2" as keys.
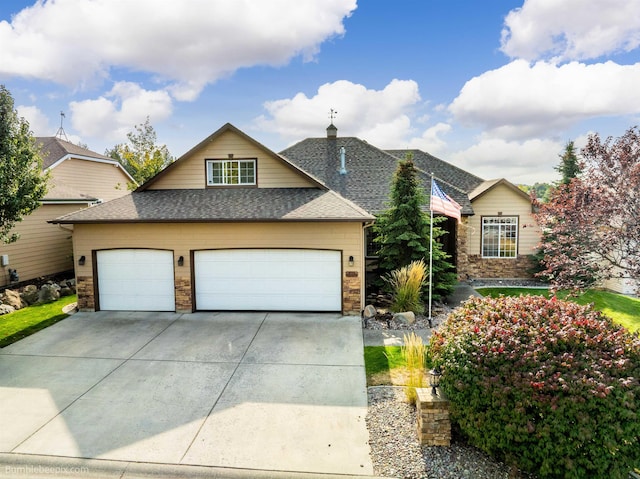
[{"x1": 0, "y1": 311, "x2": 376, "y2": 477}]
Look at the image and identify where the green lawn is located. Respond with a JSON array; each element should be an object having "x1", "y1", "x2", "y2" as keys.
[
  {"x1": 0, "y1": 295, "x2": 77, "y2": 348},
  {"x1": 476, "y1": 287, "x2": 640, "y2": 332}
]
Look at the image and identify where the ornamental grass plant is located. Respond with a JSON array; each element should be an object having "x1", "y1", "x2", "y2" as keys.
[
  {"x1": 430, "y1": 295, "x2": 640, "y2": 479},
  {"x1": 401, "y1": 331, "x2": 428, "y2": 404},
  {"x1": 383, "y1": 259, "x2": 427, "y2": 313}
]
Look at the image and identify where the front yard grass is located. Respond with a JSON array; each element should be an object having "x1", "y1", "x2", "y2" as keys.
[
  {"x1": 0, "y1": 295, "x2": 77, "y2": 348},
  {"x1": 477, "y1": 287, "x2": 640, "y2": 332}
]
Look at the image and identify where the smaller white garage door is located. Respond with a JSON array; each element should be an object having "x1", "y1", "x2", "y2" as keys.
[
  {"x1": 97, "y1": 249, "x2": 175, "y2": 311},
  {"x1": 195, "y1": 249, "x2": 341, "y2": 311}
]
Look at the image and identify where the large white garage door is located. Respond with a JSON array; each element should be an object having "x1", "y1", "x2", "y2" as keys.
[
  {"x1": 97, "y1": 249, "x2": 175, "y2": 311},
  {"x1": 194, "y1": 249, "x2": 341, "y2": 311}
]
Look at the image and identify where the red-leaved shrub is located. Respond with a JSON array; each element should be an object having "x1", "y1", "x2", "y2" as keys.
[{"x1": 430, "y1": 295, "x2": 640, "y2": 479}]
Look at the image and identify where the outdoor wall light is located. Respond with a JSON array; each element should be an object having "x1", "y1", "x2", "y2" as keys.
[
  {"x1": 429, "y1": 367, "x2": 442, "y2": 396},
  {"x1": 348, "y1": 255, "x2": 354, "y2": 267},
  {"x1": 78, "y1": 255, "x2": 86, "y2": 266},
  {"x1": 177, "y1": 256, "x2": 184, "y2": 267}
]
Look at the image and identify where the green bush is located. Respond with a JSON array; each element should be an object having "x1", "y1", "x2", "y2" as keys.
[
  {"x1": 383, "y1": 259, "x2": 426, "y2": 313},
  {"x1": 430, "y1": 295, "x2": 640, "y2": 479}
]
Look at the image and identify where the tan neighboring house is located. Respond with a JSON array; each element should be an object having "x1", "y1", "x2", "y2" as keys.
[
  {"x1": 0, "y1": 137, "x2": 133, "y2": 288},
  {"x1": 52, "y1": 123, "x2": 541, "y2": 314}
]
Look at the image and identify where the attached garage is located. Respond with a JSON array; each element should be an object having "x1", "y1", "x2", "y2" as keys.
[
  {"x1": 194, "y1": 249, "x2": 342, "y2": 311},
  {"x1": 96, "y1": 249, "x2": 175, "y2": 311}
]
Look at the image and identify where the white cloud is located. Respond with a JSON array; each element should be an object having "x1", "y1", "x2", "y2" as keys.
[
  {"x1": 257, "y1": 79, "x2": 421, "y2": 144},
  {"x1": 0, "y1": 0, "x2": 356, "y2": 99},
  {"x1": 449, "y1": 136, "x2": 564, "y2": 184},
  {"x1": 69, "y1": 82, "x2": 172, "y2": 141},
  {"x1": 16, "y1": 105, "x2": 51, "y2": 136},
  {"x1": 501, "y1": 0, "x2": 640, "y2": 61},
  {"x1": 448, "y1": 60, "x2": 640, "y2": 140},
  {"x1": 406, "y1": 123, "x2": 452, "y2": 154}
]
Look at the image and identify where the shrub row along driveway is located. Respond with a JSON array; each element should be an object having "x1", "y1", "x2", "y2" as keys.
[{"x1": 0, "y1": 311, "x2": 373, "y2": 476}]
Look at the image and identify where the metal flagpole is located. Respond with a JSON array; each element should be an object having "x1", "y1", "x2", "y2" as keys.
[{"x1": 428, "y1": 173, "x2": 434, "y2": 328}]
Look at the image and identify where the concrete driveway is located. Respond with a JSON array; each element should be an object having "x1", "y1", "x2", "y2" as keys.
[{"x1": 0, "y1": 311, "x2": 374, "y2": 477}]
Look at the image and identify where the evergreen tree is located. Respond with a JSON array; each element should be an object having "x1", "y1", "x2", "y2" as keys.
[
  {"x1": 555, "y1": 140, "x2": 581, "y2": 185},
  {"x1": 0, "y1": 85, "x2": 48, "y2": 243},
  {"x1": 373, "y1": 155, "x2": 456, "y2": 300}
]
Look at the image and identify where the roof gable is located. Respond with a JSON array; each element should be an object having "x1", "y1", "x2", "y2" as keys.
[
  {"x1": 138, "y1": 123, "x2": 325, "y2": 191},
  {"x1": 469, "y1": 178, "x2": 531, "y2": 202}
]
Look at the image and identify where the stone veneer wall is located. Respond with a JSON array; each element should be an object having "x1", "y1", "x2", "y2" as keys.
[
  {"x1": 456, "y1": 218, "x2": 535, "y2": 280},
  {"x1": 343, "y1": 271, "x2": 361, "y2": 315},
  {"x1": 76, "y1": 275, "x2": 95, "y2": 311},
  {"x1": 465, "y1": 255, "x2": 535, "y2": 279},
  {"x1": 175, "y1": 277, "x2": 192, "y2": 312}
]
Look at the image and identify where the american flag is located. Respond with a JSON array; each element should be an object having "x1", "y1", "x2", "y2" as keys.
[{"x1": 430, "y1": 179, "x2": 462, "y2": 223}]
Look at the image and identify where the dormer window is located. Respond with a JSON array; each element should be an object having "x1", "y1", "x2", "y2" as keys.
[{"x1": 206, "y1": 159, "x2": 256, "y2": 186}]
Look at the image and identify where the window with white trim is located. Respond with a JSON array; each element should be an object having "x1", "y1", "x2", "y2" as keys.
[
  {"x1": 482, "y1": 216, "x2": 518, "y2": 258},
  {"x1": 206, "y1": 159, "x2": 256, "y2": 186}
]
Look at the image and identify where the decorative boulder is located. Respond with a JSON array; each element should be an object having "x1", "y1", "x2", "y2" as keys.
[
  {"x1": 21, "y1": 285, "x2": 40, "y2": 305},
  {"x1": 363, "y1": 304, "x2": 377, "y2": 319},
  {"x1": 0, "y1": 304, "x2": 15, "y2": 315},
  {"x1": 3, "y1": 289, "x2": 25, "y2": 310},
  {"x1": 38, "y1": 284, "x2": 60, "y2": 304},
  {"x1": 59, "y1": 287, "x2": 73, "y2": 297},
  {"x1": 393, "y1": 311, "x2": 416, "y2": 325}
]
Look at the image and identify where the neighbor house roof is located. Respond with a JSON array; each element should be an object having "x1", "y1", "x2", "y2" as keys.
[
  {"x1": 51, "y1": 188, "x2": 374, "y2": 224},
  {"x1": 280, "y1": 134, "x2": 478, "y2": 215},
  {"x1": 36, "y1": 137, "x2": 134, "y2": 182}
]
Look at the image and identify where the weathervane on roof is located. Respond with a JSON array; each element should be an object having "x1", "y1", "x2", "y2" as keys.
[
  {"x1": 329, "y1": 108, "x2": 337, "y2": 123},
  {"x1": 55, "y1": 111, "x2": 69, "y2": 141}
]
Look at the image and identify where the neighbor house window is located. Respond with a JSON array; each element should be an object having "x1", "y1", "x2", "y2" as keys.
[
  {"x1": 207, "y1": 159, "x2": 256, "y2": 186},
  {"x1": 482, "y1": 216, "x2": 518, "y2": 258}
]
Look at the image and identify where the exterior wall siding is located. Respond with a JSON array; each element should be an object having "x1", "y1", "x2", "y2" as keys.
[
  {"x1": 51, "y1": 159, "x2": 131, "y2": 201},
  {"x1": 459, "y1": 184, "x2": 541, "y2": 279},
  {"x1": 72, "y1": 222, "x2": 365, "y2": 314},
  {"x1": 148, "y1": 130, "x2": 314, "y2": 190},
  {"x1": 0, "y1": 204, "x2": 83, "y2": 287}
]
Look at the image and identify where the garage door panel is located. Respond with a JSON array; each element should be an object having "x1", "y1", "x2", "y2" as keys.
[
  {"x1": 195, "y1": 249, "x2": 341, "y2": 311},
  {"x1": 97, "y1": 250, "x2": 175, "y2": 311}
]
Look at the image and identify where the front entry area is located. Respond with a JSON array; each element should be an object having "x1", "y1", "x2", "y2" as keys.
[{"x1": 194, "y1": 249, "x2": 342, "y2": 311}]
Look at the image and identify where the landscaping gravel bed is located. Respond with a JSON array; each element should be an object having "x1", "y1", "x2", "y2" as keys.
[{"x1": 366, "y1": 387, "x2": 515, "y2": 479}]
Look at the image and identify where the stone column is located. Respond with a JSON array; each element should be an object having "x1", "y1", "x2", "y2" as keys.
[{"x1": 416, "y1": 387, "x2": 451, "y2": 446}]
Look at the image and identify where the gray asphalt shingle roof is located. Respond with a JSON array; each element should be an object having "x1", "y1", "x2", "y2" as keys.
[
  {"x1": 279, "y1": 136, "x2": 482, "y2": 215},
  {"x1": 51, "y1": 188, "x2": 374, "y2": 224},
  {"x1": 36, "y1": 137, "x2": 114, "y2": 169}
]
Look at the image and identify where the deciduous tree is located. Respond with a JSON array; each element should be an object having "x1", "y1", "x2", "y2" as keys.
[
  {"x1": 106, "y1": 117, "x2": 173, "y2": 187},
  {"x1": 0, "y1": 85, "x2": 48, "y2": 243},
  {"x1": 535, "y1": 127, "x2": 640, "y2": 292}
]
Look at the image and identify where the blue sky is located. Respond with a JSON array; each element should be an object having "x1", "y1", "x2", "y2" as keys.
[{"x1": 1, "y1": 0, "x2": 640, "y2": 184}]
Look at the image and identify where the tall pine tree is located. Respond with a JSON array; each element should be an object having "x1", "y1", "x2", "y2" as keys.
[{"x1": 373, "y1": 155, "x2": 456, "y2": 300}]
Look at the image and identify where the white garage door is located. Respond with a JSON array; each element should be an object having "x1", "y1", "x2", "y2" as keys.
[
  {"x1": 97, "y1": 249, "x2": 175, "y2": 311},
  {"x1": 194, "y1": 249, "x2": 341, "y2": 311}
]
